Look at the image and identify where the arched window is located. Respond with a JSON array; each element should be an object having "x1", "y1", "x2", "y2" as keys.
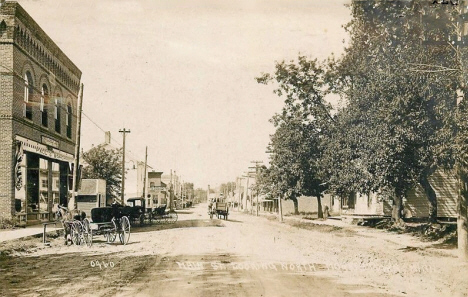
[
  {"x1": 41, "y1": 84, "x2": 48, "y2": 127},
  {"x1": 54, "y1": 94, "x2": 61, "y2": 133},
  {"x1": 23, "y1": 72, "x2": 33, "y2": 120},
  {"x1": 66, "y1": 103, "x2": 72, "y2": 138}
]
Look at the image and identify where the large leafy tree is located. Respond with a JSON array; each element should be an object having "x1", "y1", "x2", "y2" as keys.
[
  {"x1": 257, "y1": 57, "x2": 333, "y2": 217},
  {"x1": 81, "y1": 145, "x2": 123, "y2": 202},
  {"x1": 326, "y1": 0, "x2": 460, "y2": 222}
]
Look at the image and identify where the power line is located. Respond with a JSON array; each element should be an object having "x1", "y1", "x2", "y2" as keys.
[{"x1": 2, "y1": 65, "x2": 150, "y2": 166}]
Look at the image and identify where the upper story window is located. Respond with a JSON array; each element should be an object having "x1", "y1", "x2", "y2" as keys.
[
  {"x1": 54, "y1": 95, "x2": 61, "y2": 133},
  {"x1": 66, "y1": 103, "x2": 72, "y2": 138},
  {"x1": 23, "y1": 72, "x2": 33, "y2": 120},
  {"x1": 41, "y1": 84, "x2": 49, "y2": 127}
]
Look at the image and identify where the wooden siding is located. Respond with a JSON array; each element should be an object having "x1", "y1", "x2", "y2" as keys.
[
  {"x1": 353, "y1": 192, "x2": 392, "y2": 216},
  {"x1": 433, "y1": 170, "x2": 457, "y2": 218},
  {"x1": 281, "y1": 195, "x2": 333, "y2": 215},
  {"x1": 405, "y1": 186, "x2": 430, "y2": 218},
  {"x1": 405, "y1": 170, "x2": 458, "y2": 218}
]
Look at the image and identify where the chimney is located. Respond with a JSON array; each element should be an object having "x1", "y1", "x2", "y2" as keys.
[{"x1": 105, "y1": 131, "x2": 111, "y2": 144}]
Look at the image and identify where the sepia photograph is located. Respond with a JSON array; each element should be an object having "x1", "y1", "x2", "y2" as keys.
[{"x1": 1, "y1": 0, "x2": 468, "y2": 296}]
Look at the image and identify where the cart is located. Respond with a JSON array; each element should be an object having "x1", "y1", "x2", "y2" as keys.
[
  {"x1": 151, "y1": 204, "x2": 178, "y2": 224},
  {"x1": 214, "y1": 201, "x2": 229, "y2": 220},
  {"x1": 208, "y1": 198, "x2": 228, "y2": 220},
  {"x1": 89, "y1": 205, "x2": 131, "y2": 245},
  {"x1": 125, "y1": 198, "x2": 147, "y2": 226}
]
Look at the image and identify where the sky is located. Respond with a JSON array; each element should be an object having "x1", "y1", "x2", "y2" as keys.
[{"x1": 16, "y1": 0, "x2": 352, "y2": 189}]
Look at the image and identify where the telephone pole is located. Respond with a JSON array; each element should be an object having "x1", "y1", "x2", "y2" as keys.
[
  {"x1": 142, "y1": 146, "x2": 148, "y2": 200},
  {"x1": 237, "y1": 177, "x2": 245, "y2": 211},
  {"x1": 169, "y1": 169, "x2": 174, "y2": 211},
  {"x1": 250, "y1": 160, "x2": 263, "y2": 216},
  {"x1": 71, "y1": 83, "x2": 84, "y2": 209},
  {"x1": 119, "y1": 128, "x2": 130, "y2": 204}
]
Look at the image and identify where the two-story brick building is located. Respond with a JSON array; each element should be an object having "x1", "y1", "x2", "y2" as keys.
[{"x1": 0, "y1": 1, "x2": 81, "y2": 224}]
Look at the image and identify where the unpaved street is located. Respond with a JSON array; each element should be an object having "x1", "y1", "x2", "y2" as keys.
[{"x1": 1, "y1": 204, "x2": 468, "y2": 297}]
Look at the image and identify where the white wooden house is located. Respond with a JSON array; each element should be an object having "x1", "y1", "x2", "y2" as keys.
[{"x1": 340, "y1": 169, "x2": 458, "y2": 220}]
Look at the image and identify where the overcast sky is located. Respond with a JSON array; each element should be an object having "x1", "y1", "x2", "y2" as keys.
[{"x1": 17, "y1": 0, "x2": 352, "y2": 188}]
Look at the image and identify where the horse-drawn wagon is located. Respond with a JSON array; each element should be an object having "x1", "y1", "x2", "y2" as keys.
[
  {"x1": 151, "y1": 204, "x2": 178, "y2": 224},
  {"x1": 88, "y1": 203, "x2": 131, "y2": 245},
  {"x1": 208, "y1": 198, "x2": 229, "y2": 220},
  {"x1": 124, "y1": 198, "x2": 178, "y2": 225}
]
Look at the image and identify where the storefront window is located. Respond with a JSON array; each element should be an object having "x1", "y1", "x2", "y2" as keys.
[
  {"x1": 26, "y1": 154, "x2": 39, "y2": 213},
  {"x1": 52, "y1": 162, "x2": 60, "y2": 206},
  {"x1": 39, "y1": 158, "x2": 49, "y2": 212}
]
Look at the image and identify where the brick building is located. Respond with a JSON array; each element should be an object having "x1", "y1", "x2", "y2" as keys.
[{"x1": 0, "y1": 2, "x2": 81, "y2": 224}]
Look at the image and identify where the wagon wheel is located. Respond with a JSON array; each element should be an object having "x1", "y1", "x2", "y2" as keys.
[
  {"x1": 119, "y1": 216, "x2": 131, "y2": 245},
  {"x1": 77, "y1": 221, "x2": 87, "y2": 246},
  {"x1": 70, "y1": 221, "x2": 81, "y2": 246},
  {"x1": 82, "y1": 218, "x2": 93, "y2": 247},
  {"x1": 106, "y1": 219, "x2": 117, "y2": 243}
]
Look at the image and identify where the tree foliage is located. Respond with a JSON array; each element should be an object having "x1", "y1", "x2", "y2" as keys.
[
  {"x1": 81, "y1": 145, "x2": 123, "y2": 202},
  {"x1": 257, "y1": 1, "x2": 464, "y2": 222},
  {"x1": 323, "y1": 0, "x2": 461, "y2": 221},
  {"x1": 257, "y1": 57, "x2": 332, "y2": 216}
]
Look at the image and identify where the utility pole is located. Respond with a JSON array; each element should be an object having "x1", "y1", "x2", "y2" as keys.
[
  {"x1": 242, "y1": 172, "x2": 255, "y2": 213},
  {"x1": 119, "y1": 128, "x2": 130, "y2": 204},
  {"x1": 169, "y1": 169, "x2": 173, "y2": 211},
  {"x1": 250, "y1": 160, "x2": 263, "y2": 216},
  {"x1": 174, "y1": 170, "x2": 177, "y2": 201},
  {"x1": 244, "y1": 175, "x2": 249, "y2": 212},
  {"x1": 237, "y1": 177, "x2": 245, "y2": 211},
  {"x1": 142, "y1": 146, "x2": 148, "y2": 200},
  {"x1": 181, "y1": 179, "x2": 185, "y2": 208},
  {"x1": 71, "y1": 83, "x2": 84, "y2": 210}
]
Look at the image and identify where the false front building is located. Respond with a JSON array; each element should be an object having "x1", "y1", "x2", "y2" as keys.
[{"x1": 0, "y1": 2, "x2": 82, "y2": 224}]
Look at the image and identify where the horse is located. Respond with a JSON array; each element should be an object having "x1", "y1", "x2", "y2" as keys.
[{"x1": 54, "y1": 204, "x2": 86, "y2": 245}]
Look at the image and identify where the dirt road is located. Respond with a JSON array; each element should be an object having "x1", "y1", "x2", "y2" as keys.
[{"x1": 1, "y1": 204, "x2": 467, "y2": 297}]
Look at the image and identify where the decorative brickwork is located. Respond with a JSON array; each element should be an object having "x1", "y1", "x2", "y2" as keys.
[{"x1": 0, "y1": 2, "x2": 82, "y2": 221}]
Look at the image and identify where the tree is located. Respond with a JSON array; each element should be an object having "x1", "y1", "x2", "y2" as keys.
[
  {"x1": 328, "y1": 0, "x2": 460, "y2": 222},
  {"x1": 257, "y1": 56, "x2": 333, "y2": 217},
  {"x1": 81, "y1": 145, "x2": 123, "y2": 203}
]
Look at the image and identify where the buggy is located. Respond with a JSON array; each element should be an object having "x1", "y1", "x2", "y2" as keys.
[{"x1": 88, "y1": 203, "x2": 131, "y2": 245}]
